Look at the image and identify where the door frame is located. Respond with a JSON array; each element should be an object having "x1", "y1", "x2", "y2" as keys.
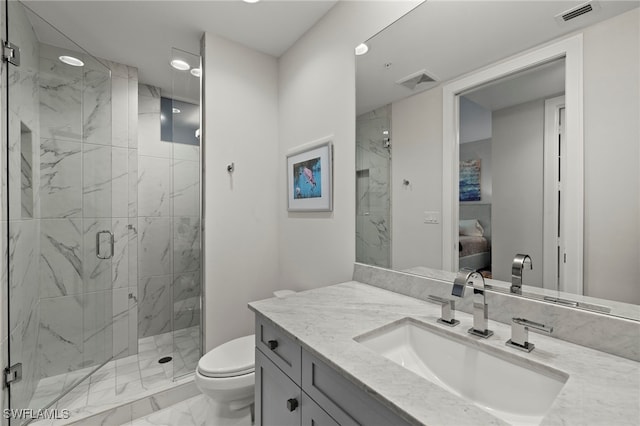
[
  {"x1": 543, "y1": 96, "x2": 565, "y2": 291},
  {"x1": 442, "y1": 34, "x2": 583, "y2": 294}
]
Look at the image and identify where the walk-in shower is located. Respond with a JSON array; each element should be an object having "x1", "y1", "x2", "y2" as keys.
[
  {"x1": 1, "y1": 2, "x2": 202, "y2": 422},
  {"x1": 356, "y1": 104, "x2": 392, "y2": 269}
]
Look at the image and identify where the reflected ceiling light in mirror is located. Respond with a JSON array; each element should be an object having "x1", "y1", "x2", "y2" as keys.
[
  {"x1": 59, "y1": 55, "x2": 84, "y2": 67},
  {"x1": 355, "y1": 43, "x2": 369, "y2": 56},
  {"x1": 172, "y1": 107, "x2": 181, "y2": 114},
  {"x1": 170, "y1": 59, "x2": 190, "y2": 71},
  {"x1": 190, "y1": 68, "x2": 202, "y2": 78}
]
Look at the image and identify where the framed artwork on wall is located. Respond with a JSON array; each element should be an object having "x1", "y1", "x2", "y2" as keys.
[
  {"x1": 460, "y1": 159, "x2": 481, "y2": 202},
  {"x1": 287, "y1": 138, "x2": 333, "y2": 212}
]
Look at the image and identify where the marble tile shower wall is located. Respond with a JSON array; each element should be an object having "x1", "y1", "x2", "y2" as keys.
[
  {"x1": 137, "y1": 84, "x2": 200, "y2": 339},
  {"x1": 356, "y1": 105, "x2": 392, "y2": 269}
]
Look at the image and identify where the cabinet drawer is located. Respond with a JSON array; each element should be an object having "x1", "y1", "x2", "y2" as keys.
[
  {"x1": 302, "y1": 350, "x2": 410, "y2": 426},
  {"x1": 256, "y1": 348, "x2": 302, "y2": 426},
  {"x1": 256, "y1": 316, "x2": 302, "y2": 384},
  {"x1": 301, "y1": 392, "x2": 339, "y2": 426}
]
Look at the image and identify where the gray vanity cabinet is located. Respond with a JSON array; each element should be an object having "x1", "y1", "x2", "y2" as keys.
[
  {"x1": 255, "y1": 348, "x2": 301, "y2": 426},
  {"x1": 255, "y1": 316, "x2": 411, "y2": 426},
  {"x1": 301, "y1": 393, "x2": 340, "y2": 426}
]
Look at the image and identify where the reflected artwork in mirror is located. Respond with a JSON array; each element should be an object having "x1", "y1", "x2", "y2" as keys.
[{"x1": 355, "y1": 0, "x2": 639, "y2": 320}]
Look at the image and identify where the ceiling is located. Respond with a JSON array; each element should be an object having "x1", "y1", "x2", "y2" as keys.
[
  {"x1": 23, "y1": 0, "x2": 338, "y2": 101},
  {"x1": 356, "y1": 1, "x2": 639, "y2": 115},
  {"x1": 463, "y1": 58, "x2": 566, "y2": 112}
]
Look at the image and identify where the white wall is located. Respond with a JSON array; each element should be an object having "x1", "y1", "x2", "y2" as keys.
[
  {"x1": 459, "y1": 96, "x2": 492, "y2": 144},
  {"x1": 202, "y1": 33, "x2": 280, "y2": 351},
  {"x1": 583, "y1": 8, "x2": 640, "y2": 303},
  {"x1": 277, "y1": 1, "x2": 420, "y2": 291},
  {"x1": 391, "y1": 87, "x2": 443, "y2": 271},
  {"x1": 491, "y1": 99, "x2": 544, "y2": 285}
]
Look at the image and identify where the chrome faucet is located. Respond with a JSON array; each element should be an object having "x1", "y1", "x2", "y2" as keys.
[
  {"x1": 511, "y1": 254, "x2": 532, "y2": 294},
  {"x1": 451, "y1": 269, "x2": 493, "y2": 338},
  {"x1": 427, "y1": 295, "x2": 459, "y2": 327},
  {"x1": 506, "y1": 318, "x2": 553, "y2": 352}
]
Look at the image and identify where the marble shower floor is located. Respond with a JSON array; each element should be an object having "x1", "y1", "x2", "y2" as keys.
[{"x1": 30, "y1": 327, "x2": 200, "y2": 424}]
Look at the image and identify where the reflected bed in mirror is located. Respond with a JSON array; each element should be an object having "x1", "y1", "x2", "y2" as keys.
[{"x1": 355, "y1": 1, "x2": 640, "y2": 320}]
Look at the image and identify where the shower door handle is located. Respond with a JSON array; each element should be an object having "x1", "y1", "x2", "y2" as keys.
[{"x1": 96, "y1": 230, "x2": 114, "y2": 259}]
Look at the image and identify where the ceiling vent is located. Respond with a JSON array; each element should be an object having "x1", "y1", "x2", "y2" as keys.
[
  {"x1": 396, "y1": 69, "x2": 437, "y2": 91},
  {"x1": 555, "y1": 1, "x2": 600, "y2": 24}
]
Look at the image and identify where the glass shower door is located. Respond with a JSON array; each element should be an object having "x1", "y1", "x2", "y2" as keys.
[
  {"x1": 170, "y1": 47, "x2": 202, "y2": 380},
  {"x1": 4, "y1": 1, "x2": 113, "y2": 420}
]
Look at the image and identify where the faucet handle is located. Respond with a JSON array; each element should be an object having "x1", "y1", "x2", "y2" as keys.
[
  {"x1": 506, "y1": 317, "x2": 553, "y2": 352},
  {"x1": 427, "y1": 295, "x2": 460, "y2": 327}
]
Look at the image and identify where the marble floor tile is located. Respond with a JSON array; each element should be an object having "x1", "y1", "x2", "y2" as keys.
[
  {"x1": 30, "y1": 327, "x2": 200, "y2": 424},
  {"x1": 116, "y1": 361, "x2": 140, "y2": 376},
  {"x1": 124, "y1": 395, "x2": 252, "y2": 426},
  {"x1": 90, "y1": 368, "x2": 116, "y2": 384},
  {"x1": 141, "y1": 372, "x2": 168, "y2": 390},
  {"x1": 117, "y1": 371, "x2": 142, "y2": 385},
  {"x1": 89, "y1": 376, "x2": 116, "y2": 393},
  {"x1": 140, "y1": 365, "x2": 165, "y2": 379},
  {"x1": 87, "y1": 386, "x2": 116, "y2": 405},
  {"x1": 116, "y1": 378, "x2": 145, "y2": 397}
]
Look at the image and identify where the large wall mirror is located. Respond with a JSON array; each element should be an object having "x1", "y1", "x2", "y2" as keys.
[{"x1": 355, "y1": 1, "x2": 639, "y2": 320}]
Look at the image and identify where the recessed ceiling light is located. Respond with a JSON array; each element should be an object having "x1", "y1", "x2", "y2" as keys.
[
  {"x1": 243, "y1": 0, "x2": 261, "y2": 3},
  {"x1": 59, "y1": 55, "x2": 84, "y2": 67},
  {"x1": 355, "y1": 43, "x2": 369, "y2": 56},
  {"x1": 190, "y1": 68, "x2": 201, "y2": 78},
  {"x1": 172, "y1": 108, "x2": 181, "y2": 114},
  {"x1": 170, "y1": 59, "x2": 190, "y2": 71}
]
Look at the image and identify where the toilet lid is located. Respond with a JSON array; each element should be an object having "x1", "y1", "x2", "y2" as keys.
[{"x1": 198, "y1": 334, "x2": 255, "y2": 378}]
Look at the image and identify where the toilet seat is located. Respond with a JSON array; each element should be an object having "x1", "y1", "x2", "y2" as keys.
[{"x1": 198, "y1": 334, "x2": 255, "y2": 378}]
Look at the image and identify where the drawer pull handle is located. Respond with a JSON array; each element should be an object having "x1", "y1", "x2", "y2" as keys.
[
  {"x1": 267, "y1": 340, "x2": 278, "y2": 350},
  {"x1": 287, "y1": 398, "x2": 298, "y2": 412}
]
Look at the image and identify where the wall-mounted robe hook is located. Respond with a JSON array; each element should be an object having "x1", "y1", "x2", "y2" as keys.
[
  {"x1": 227, "y1": 162, "x2": 235, "y2": 173},
  {"x1": 403, "y1": 179, "x2": 410, "y2": 186}
]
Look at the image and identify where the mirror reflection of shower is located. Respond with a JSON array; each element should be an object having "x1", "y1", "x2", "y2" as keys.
[{"x1": 356, "y1": 105, "x2": 392, "y2": 269}]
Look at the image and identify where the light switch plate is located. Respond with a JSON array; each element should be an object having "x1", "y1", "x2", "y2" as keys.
[{"x1": 424, "y1": 211, "x2": 440, "y2": 224}]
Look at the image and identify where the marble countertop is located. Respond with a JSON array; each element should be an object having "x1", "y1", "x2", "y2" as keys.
[{"x1": 249, "y1": 281, "x2": 640, "y2": 426}]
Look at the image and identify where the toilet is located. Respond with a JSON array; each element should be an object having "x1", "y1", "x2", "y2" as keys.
[
  {"x1": 195, "y1": 334, "x2": 256, "y2": 416},
  {"x1": 195, "y1": 290, "x2": 295, "y2": 420}
]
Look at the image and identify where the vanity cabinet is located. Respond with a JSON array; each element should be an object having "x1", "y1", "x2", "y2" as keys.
[{"x1": 255, "y1": 316, "x2": 410, "y2": 426}]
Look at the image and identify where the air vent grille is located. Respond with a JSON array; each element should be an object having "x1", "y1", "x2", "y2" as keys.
[
  {"x1": 396, "y1": 69, "x2": 437, "y2": 91},
  {"x1": 555, "y1": 1, "x2": 600, "y2": 24},
  {"x1": 562, "y1": 4, "x2": 592, "y2": 21}
]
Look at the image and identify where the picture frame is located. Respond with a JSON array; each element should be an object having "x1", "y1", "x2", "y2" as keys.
[
  {"x1": 287, "y1": 138, "x2": 333, "y2": 212},
  {"x1": 459, "y1": 159, "x2": 481, "y2": 202}
]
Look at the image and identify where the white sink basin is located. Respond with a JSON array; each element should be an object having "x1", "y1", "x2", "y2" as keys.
[{"x1": 355, "y1": 318, "x2": 568, "y2": 425}]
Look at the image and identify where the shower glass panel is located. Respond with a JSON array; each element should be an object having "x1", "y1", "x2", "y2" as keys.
[
  {"x1": 4, "y1": 1, "x2": 113, "y2": 419},
  {"x1": 355, "y1": 105, "x2": 392, "y2": 269},
  {"x1": 169, "y1": 47, "x2": 202, "y2": 380}
]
